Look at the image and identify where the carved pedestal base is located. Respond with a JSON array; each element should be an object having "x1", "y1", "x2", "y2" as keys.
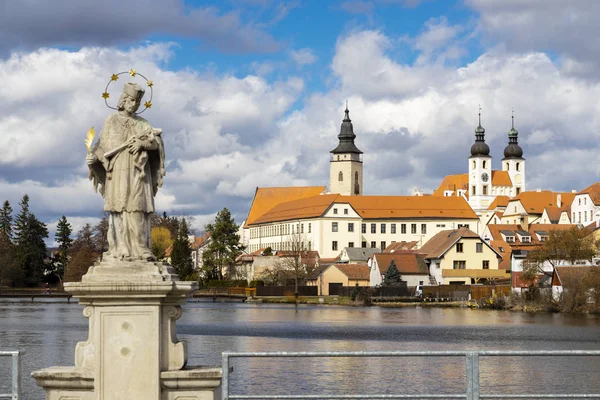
[{"x1": 32, "y1": 261, "x2": 222, "y2": 400}]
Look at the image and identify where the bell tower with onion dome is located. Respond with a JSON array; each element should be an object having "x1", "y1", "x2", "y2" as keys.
[
  {"x1": 502, "y1": 110, "x2": 526, "y2": 196},
  {"x1": 468, "y1": 108, "x2": 494, "y2": 212}
]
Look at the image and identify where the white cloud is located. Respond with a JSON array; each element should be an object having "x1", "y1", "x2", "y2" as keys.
[
  {"x1": 290, "y1": 48, "x2": 317, "y2": 66},
  {"x1": 4, "y1": 22, "x2": 600, "y2": 233},
  {"x1": 466, "y1": 0, "x2": 600, "y2": 77}
]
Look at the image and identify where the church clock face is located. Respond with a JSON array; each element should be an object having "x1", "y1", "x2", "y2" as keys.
[{"x1": 481, "y1": 172, "x2": 489, "y2": 182}]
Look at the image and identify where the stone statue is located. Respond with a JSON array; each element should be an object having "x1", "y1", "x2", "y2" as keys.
[{"x1": 86, "y1": 82, "x2": 165, "y2": 261}]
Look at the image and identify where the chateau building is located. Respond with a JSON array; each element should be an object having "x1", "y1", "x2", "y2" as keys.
[{"x1": 241, "y1": 106, "x2": 479, "y2": 258}]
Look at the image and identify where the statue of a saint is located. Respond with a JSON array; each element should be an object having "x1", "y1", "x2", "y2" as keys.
[{"x1": 86, "y1": 82, "x2": 165, "y2": 261}]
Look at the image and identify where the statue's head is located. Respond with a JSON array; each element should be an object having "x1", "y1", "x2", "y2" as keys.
[{"x1": 117, "y1": 82, "x2": 145, "y2": 114}]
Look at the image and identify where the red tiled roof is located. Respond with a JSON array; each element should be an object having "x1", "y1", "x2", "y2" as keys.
[
  {"x1": 249, "y1": 194, "x2": 478, "y2": 225},
  {"x1": 334, "y1": 264, "x2": 370, "y2": 280},
  {"x1": 245, "y1": 186, "x2": 327, "y2": 227},
  {"x1": 383, "y1": 241, "x2": 418, "y2": 252},
  {"x1": 373, "y1": 252, "x2": 429, "y2": 275},
  {"x1": 418, "y1": 227, "x2": 481, "y2": 259},
  {"x1": 578, "y1": 182, "x2": 600, "y2": 205}
]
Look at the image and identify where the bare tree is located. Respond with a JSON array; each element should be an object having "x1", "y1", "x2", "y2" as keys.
[{"x1": 277, "y1": 232, "x2": 315, "y2": 299}]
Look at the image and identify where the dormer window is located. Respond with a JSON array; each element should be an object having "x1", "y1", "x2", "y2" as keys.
[
  {"x1": 505, "y1": 236, "x2": 515, "y2": 243},
  {"x1": 521, "y1": 236, "x2": 531, "y2": 243}
]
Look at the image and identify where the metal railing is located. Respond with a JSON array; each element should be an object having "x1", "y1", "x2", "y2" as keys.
[
  {"x1": 222, "y1": 350, "x2": 600, "y2": 400},
  {"x1": 0, "y1": 351, "x2": 21, "y2": 400}
]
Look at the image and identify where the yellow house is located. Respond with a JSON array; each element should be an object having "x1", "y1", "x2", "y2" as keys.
[
  {"x1": 418, "y1": 227, "x2": 507, "y2": 284},
  {"x1": 501, "y1": 191, "x2": 575, "y2": 225},
  {"x1": 306, "y1": 264, "x2": 370, "y2": 296}
]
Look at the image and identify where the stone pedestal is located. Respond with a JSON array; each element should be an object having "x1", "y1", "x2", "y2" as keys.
[{"x1": 33, "y1": 261, "x2": 222, "y2": 400}]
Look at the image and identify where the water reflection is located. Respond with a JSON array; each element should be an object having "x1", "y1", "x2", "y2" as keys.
[{"x1": 0, "y1": 300, "x2": 599, "y2": 398}]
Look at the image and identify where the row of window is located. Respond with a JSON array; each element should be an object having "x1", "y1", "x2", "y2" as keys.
[
  {"x1": 247, "y1": 241, "x2": 312, "y2": 252},
  {"x1": 573, "y1": 210, "x2": 594, "y2": 224},
  {"x1": 472, "y1": 160, "x2": 521, "y2": 171},
  {"x1": 250, "y1": 222, "x2": 312, "y2": 238},
  {"x1": 453, "y1": 260, "x2": 490, "y2": 269},
  {"x1": 332, "y1": 241, "x2": 387, "y2": 251}
]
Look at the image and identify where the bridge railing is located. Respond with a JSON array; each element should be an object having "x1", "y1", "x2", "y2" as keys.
[
  {"x1": 221, "y1": 350, "x2": 600, "y2": 400},
  {"x1": 0, "y1": 351, "x2": 21, "y2": 400}
]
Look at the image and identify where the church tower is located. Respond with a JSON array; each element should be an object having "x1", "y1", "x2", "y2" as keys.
[
  {"x1": 502, "y1": 111, "x2": 525, "y2": 196},
  {"x1": 468, "y1": 109, "x2": 494, "y2": 212},
  {"x1": 330, "y1": 104, "x2": 363, "y2": 196}
]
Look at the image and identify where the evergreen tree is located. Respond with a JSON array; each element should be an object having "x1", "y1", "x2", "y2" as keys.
[
  {"x1": 13, "y1": 195, "x2": 49, "y2": 287},
  {"x1": 170, "y1": 218, "x2": 194, "y2": 280},
  {"x1": 382, "y1": 260, "x2": 403, "y2": 286},
  {"x1": 0, "y1": 233, "x2": 19, "y2": 286},
  {"x1": 0, "y1": 200, "x2": 13, "y2": 241},
  {"x1": 52, "y1": 216, "x2": 73, "y2": 283},
  {"x1": 202, "y1": 208, "x2": 243, "y2": 281}
]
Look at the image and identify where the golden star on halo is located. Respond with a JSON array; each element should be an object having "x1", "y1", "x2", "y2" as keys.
[
  {"x1": 129, "y1": 69, "x2": 137, "y2": 77},
  {"x1": 102, "y1": 92, "x2": 110, "y2": 99},
  {"x1": 144, "y1": 101, "x2": 152, "y2": 109},
  {"x1": 111, "y1": 74, "x2": 119, "y2": 81},
  {"x1": 146, "y1": 80, "x2": 153, "y2": 87}
]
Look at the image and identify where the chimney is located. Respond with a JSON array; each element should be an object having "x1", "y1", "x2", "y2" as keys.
[
  {"x1": 520, "y1": 219, "x2": 529, "y2": 232},
  {"x1": 557, "y1": 194, "x2": 562, "y2": 208}
]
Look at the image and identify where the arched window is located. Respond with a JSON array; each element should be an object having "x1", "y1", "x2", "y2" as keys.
[
  {"x1": 482, "y1": 160, "x2": 486, "y2": 169},
  {"x1": 516, "y1": 162, "x2": 520, "y2": 171},
  {"x1": 338, "y1": 171, "x2": 343, "y2": 182},
  {"x1": 355, "y1": 171, "x2": 358, "y2": 183},
  {"x1": 506, "y1": 163, "x2": 510, "y2": 171},
  {"x1": 354, "y1": 171, "x2": 360, "y2": 195},
  {"x1": 472, "y1": 160, "x2": 476, "y2": 170}
]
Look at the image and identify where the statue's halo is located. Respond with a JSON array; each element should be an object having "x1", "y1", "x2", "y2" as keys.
[{"x1": 102, "y1": 69, "x2": 154, "y2": 114}]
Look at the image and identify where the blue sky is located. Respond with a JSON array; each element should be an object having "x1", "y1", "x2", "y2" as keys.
[{"x1": 2, "y1": 0, "x2": 600, "y2": 240}]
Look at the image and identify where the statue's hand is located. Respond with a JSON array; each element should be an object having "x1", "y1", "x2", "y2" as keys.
[
  {"x1": 128, "y1": 139, "x2": 144, "y2": 154},
  {"x1": 86, "y1": 153, "x2": 97, "y2": 165}
]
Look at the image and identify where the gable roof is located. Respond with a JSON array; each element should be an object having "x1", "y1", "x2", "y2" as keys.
[
  {"x1": 544, "y1": 206, "x2": 566, "y2": 224},
  {"x1": 577, "y1": 182, "x2": 600, "y2": 205},
  {"x1": 343, "y1": 247, "x2": 381, "y2": 261},
  {"x1": 486, "y1": 223, "x2": 576, "y2": 251},
  {"x1": 249, "y1": 194, "x2": 478, "y2": 225},
  {"x1": 488, "y1": 240, "x2": 512, "y2": 270},
  {"x1": 433, "y1": 171, "x2": 513, "y2": 198},
  {"x1": 383, "y1": 241, "x2": 419, "y2": 252},
  {"x1": 505, "y1": 191, "x2": 576, "y2": 215},
  {"x1": 335, "y1": 264, "x2": 370, "y2": 280},
  {"x1": 488, "y1": 196, "x2": 510, "y2": 210},
  {"x1": 433, "y1": 174, "x2": 468, "y2": 197},
  {"x1": 373, "y1": 252, "x2": 429, "y2": 275},
  {"x1": 418, "y1": 227, "x2": 481, "y2": 259},
  {"x1": 491, "y1": 171, "x2": 512, "y2": 187},
  {"x1": 191, "y1": 232, "x2": 211, "y2": 250},
  {"x1": 245, "y1": 186, "x2": 327, "y2": 227}
]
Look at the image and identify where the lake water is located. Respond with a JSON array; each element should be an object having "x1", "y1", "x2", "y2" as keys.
[{"x1": 1, "y1": 299, "x2": 600, "y2": 399}]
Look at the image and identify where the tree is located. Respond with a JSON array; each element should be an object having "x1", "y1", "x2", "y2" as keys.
[
  {"x1": 170, "y1": 218, "x2": 194, "y2": 280},
  {"x1": 65, "y1": 224, "x2": 99, "y2": 282},
  {"x1": 202, "y1": 208, "x2": 243, "y2": 281},
  {"x1": 382, "y1": 260, "x2": 403, "y2": 286},
  {"x1": 279, "y1": 231, "x2": 313, "y2": 296},
  {"x1": 50, "y1": 215, "x2": 73, "y2": 283},
  {"x1": 523, "y1": 227, "x2": 599, "y2": 285},
  {"x1": 151, "y1": 226, "x2": 172, "y2": 260},
  {"x1": 0, "y1": 200, "x2": 13, "y2": 241},
  {"x1": 0, "y1": 200, "x2": 19, "y2": 286},
  {"x1": 0, "y1": 234, "x2": 19, "y2": 287},
  {"x1": 93, "y1": 213, "x2": 109, "y2": 260},
  {"x1": 13, "y1": 195, "x2": 49, "y2": 287},
  {"x1": 152, "y1": 211, "x2": 180, "y2": 239}
]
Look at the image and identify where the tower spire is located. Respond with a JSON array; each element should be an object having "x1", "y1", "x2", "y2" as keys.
[
  {"x1": 511, "y1": 107, "x2": 514, "y2": 129},
  {"x1": 478, "y1": 104, "x2": 482, "y2": 127},
  {"x1": 330, "y1": 102, "x2": 362, "y2": 155}
]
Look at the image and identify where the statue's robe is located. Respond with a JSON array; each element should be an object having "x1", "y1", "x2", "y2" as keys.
[{"x1": 88, "y1": 112, "x2": 165, "y2": 260}]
